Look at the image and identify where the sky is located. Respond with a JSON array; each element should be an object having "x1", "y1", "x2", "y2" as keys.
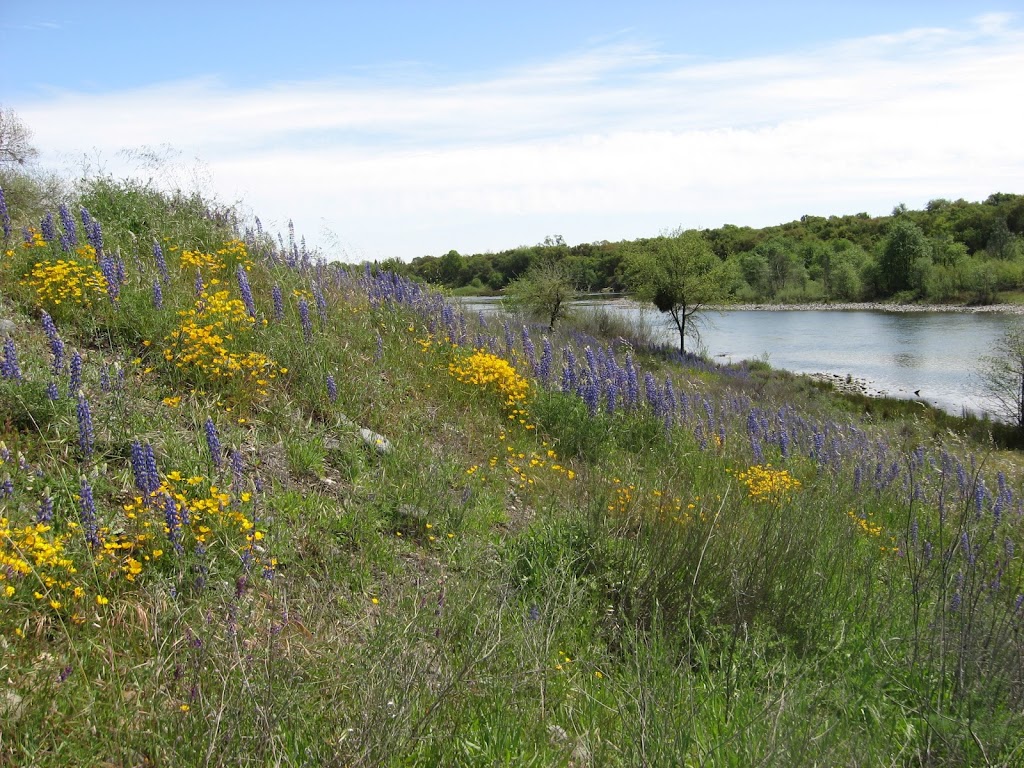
[{"x1": 2, "y1": 1, "x2": 1023, "y2": 262}]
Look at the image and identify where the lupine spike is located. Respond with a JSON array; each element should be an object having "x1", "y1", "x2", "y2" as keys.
[
  {"x1": 76, "y1": 394, "x2": 94, "y2": 458},
  {"x1": 204, "y1": 418, "x2": 222, "y2": 469}
]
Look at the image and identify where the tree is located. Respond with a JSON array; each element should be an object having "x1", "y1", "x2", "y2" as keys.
[
  {"x1": 878, "y1": 218, "x2": 929, "y2": 295},
  {"x1": 502, "y1": 260, "x2": 576, "y2": 331},
  {"x1": 625, "y1": 230, "x2": 726, "y2": 354},
  {"x1": 0, "y1": 106, "x2": 39, "y2": 166},
  {"x1": 979, "y1": 325, "x2": 1024, "y2": 430}
]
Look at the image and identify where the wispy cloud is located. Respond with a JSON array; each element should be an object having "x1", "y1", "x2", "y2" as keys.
[{"x1": 16, "y1": 13, "x2": 1024, "y2": 260}]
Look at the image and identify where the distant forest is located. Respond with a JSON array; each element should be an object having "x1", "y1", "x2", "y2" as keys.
[{"x1": 382, "y1": 193, "x2": 1024, "y2": 304}]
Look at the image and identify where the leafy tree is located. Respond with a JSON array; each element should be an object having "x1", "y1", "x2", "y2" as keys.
[
  {"x1": 502, "y1": 261, "x2": 576, "y2": 331},
  {"x1": 879, "y1": 218, "x2": 929, "y2": 295},
  {"x1": 979, "y1": 324, "x2": 1024, "y2": 430},
  {"x1": 0, "y1": 106, "x2": 38, "y2": 166},
  {"x1": 625, "y1": 230, "x2": 726, "y2": 354}
]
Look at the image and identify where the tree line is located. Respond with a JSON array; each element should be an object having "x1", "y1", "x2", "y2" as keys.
[{"x1": 385, "y1": 194, "x2": 1024, "y2": 305}]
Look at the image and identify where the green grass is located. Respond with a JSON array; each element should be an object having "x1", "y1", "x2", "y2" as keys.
[{"x1": 2, "y1": 174, "x2": 1024, "y2": 766}]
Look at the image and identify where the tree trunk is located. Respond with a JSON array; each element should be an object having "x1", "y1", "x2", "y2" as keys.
[{"x1": 671, "y1": 306, "x2": 687, "y2": 354}]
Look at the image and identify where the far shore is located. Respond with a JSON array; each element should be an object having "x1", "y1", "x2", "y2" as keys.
[{"x1": 705, "y1": 301, "x2": 1024, "y2": 314}]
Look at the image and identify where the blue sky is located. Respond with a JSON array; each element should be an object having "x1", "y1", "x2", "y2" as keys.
[{"x1": 2, "y1": 1, "x2": 1023, "y2": 261}]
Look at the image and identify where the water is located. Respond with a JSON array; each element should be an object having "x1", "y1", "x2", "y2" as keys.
[{"x1": 458, "y1": 296, "x2": 1021, "y2": 418}]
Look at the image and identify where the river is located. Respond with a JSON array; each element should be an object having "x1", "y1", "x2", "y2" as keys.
[{"x1": 457, "y1": 296, "x2": 1024, "y2": 419}]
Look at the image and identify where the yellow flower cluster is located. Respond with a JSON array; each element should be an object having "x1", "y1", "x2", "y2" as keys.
[
  {"x1": 215, "y1": 239, "x2": 254, "y2": 270},
  {"x1": 75, "y1": 244, "x2": 97, "y2": 261},
  {"x1": 448, "y1": 350, "x2": 531, "y2": 421},
  {"x1": 605, "y1": 478, "x2": 698, "y2": 525},
  {"x1": 1, "y1": 519, "x2": 76, "y2": 583},
  {"x1": 738, "y1": 464, "x2": 801, "y2": 504},
  {"x1": 846, "y1": 510, "x2": 882, "y2": 537},
  {"x1": 180, "y1": 249, "x2": 226, "y2": 273},
  {"x1": 163, "y1": 290, "x2": 283, "y2": 398},
  {"x1": 1, "y1": 465, "x2": 273, "y2": 626},
  {"x1": 0, "y1": 516, "x2": 103, "y2": 623},
  {"x1": 22, "y1": 259, "x2": 108, "y2": 309},
  {"x1": 20, "y1": 228, "x2": 47, "y2": 249},
  {"x1": 497, "y1": 444, "x2": 576, "y2": 490}
]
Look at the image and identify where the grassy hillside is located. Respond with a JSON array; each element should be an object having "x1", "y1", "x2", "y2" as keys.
[{"x1": 2, "y1": 176, "x2": 1024, "y2": 766}]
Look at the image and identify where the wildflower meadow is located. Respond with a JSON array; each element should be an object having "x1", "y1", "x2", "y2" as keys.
[{"x1": 1, "y1": 174, "x2": 1023, "y2": 766}]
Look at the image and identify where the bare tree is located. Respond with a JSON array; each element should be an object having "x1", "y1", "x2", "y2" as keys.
[
  {"x1": 0, "y1": 106, "x2": 39, "y2": 166},
  {"x1": 979, "y1": 324, "x2": 1024, "y2": 429}
]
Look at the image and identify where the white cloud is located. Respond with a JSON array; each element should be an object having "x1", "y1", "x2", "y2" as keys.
[{"x1": 15, "y1": 13, "x2": 1024, "y2": 260}]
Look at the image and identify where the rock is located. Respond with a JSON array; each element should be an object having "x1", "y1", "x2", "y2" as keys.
[
  {"x1": 336, "y1": 413, "x2": 392, "y2": 454},
  {"x1": 0, "y1": 690, "x2": 25, "y2": 723},
  {"x1": 0, "y1": 319, "x2": 15, "y2": 337},
  {"x1": 359, "y1": 427, "x2": 391, "y2": 455}
]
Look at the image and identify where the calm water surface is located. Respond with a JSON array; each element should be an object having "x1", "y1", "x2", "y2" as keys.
[{"x1": 459, "y1": 297, "x2": 1017, "y2": 418}]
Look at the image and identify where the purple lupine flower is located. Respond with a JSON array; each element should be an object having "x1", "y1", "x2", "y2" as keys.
[
  {"x1": 37, "y1": 493, "x2": 54, "y2": 524},
  {"x1": 271, "y1": 285, "x2": 284, "y2": 321},
  {"x1": 1, "y1": 338, "x2": 22, "y2": 381},
  {"x1": 130, "y1": 441, "x2": 148, "y2": 494},
  {"x1": 152, "y1": 279, "x2": 163, "y2": 309},
  {"x1": 910, "y1": 519, "x2": 918, "y2": 545},
  {"x1": 41, "y1": 311, "x2": 65, "y2": 374},
  {"x1": 144, "y1": 444, "x2": 159, "y2": 494},
  {"x1": 237, "y1": 265, "x2": 256, "y2": 318},
  {"x1": 299, "y1": 299, "x2": 312, "y2": 341},
  {"x1": 563, "y1": 348, "x2": 578, "y2": 392},
  {"x1": 80, "y1": 206, "x2": 93, "y2": 230},
  {"x1": 204, "y1": 418, "x2": 222, "y2": 469},
  {"x1": 78, "y1": 478, "x2": 100, "y2": 550},
  {"x1": 695, "y1": 421, "x2": 708, "y2": 451},
  {"x1": 375, "y1": 333, "x2": 384, "y2": 361},
  {"x1": 950, "y1": 591, "x2": 961, "y2": 612},
  {"x1": 58, "y1": 203, "x2": 76, "y2": 251},
  {"x1": 605, "y1": 378, "x2": 618, "y2": 415},
  {"x1": 326, "y1": 374, "x2": 338, "y2": 402},
  {"x1": 100, "y1": 368, "x2": 110, "y2": 393},
  {"x1": 21, "y1": 226, "x2": 32, "y2": 245},
  {"x1": 1007, "y1": 538, "x2": 1015, "y2": 560},
  {"x1": 69, "y1": 350, "x2": 83, "y2": 393},
  {"x1": 41, "y1": 212, "x2": 56, "y2": 242},
  {"x1": 923, "y1": 540, "x2": 933, "y2": 563},
  {"x1": 1, "y1": 477, "x2": 13, "y2": 497},
  {"x1": 1015, "y1": 594, "x2": 1024, "y2": 614},
  {"x1": 153, "y1": 241, "x2": 169, "y2": 283},
  {"x1": 503, "y1": 322, "x2": 515, "y2": 359},
  {"x1": 312, "y1": 282, "x2": 327, "y2": 324},
  {"x1": 88, "y1": 220, "x2": 104, "y2": 257},
  {"x1": 538, "y1": 338, "x2": 552, "y2": 385},
  {"x1": 521, "y1": 327, "x2": 538, "y2": 376},
  {"x1": 46, "y1": 381, "x2": 60, "y2": 400},
  {"x1": 751, "y1": 437, "x2": 764, "y2": 465},
  {"x1": 194, "y1": 270, "x2": 205, "y2": 296},
  {"x1": 0, "y1": 187, "x2": 10, "y2": 241},
  {"x1": 663, "y1": 379, "x2": 676, "y2": 414},
  {"x1": 644, "y1": 372, "x2": 661, "y2": 416},
  {"x1": 96, "y1": 254, "x2": 119, "y2": 302},
  {"x1": 582, "y1": 379, "x2": 600, "y2": 418},
  {"x1": 76, "y1": 394, "x2": 94, "y2": 458},
  {"x1": 230, "y1": 449, "x2": 245, "y2": 491},
  {"x1": 164, "y1": 495, "x2": 184, "y2": 554},
  {"x1": 130, "y1": 441, "x2": 160, "y2": 498}
]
